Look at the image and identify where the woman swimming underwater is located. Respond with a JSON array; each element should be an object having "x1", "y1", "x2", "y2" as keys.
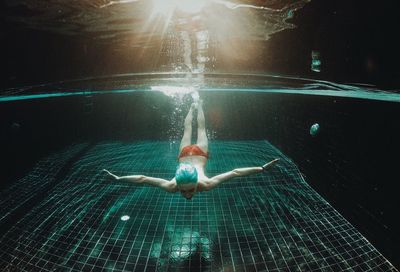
[{"x1": 103, "y1": 100, "x2": 279, "y2": 200}]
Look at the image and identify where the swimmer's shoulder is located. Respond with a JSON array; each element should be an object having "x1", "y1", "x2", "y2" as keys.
[
  {"x1": 164, "y1": 178, "x2": 178, "y2": 193},
  {"x1": 197, "y1": 177, "x2": 212, "y2": 192}
]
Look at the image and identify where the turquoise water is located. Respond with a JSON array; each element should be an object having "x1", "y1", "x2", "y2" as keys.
[
  {"x1": 0, "y1": 74, "x2": 399, "y2": 270},
  {"x1": 1, "y1": 73, "x2": 399, "y2": 103},
  {"x1": 0, "y1": 141, "x2": 397, "y2": 271}
]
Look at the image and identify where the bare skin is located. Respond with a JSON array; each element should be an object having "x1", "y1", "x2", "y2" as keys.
[{"x1": 103, "y1": 100, "x2": 279, "y2": 200}]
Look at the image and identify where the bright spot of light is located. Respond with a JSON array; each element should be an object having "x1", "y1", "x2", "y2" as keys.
[
  {"x1": 310, "y1": 123, "x2": 320, "y2": 137},
  {"x1": 151, "y1": 0, "x2": 208, "y2": 16},
  {"x1": 151, "y1": 85, "x2": 197, "y2": 97},
  {"x1": 120, "y1": 215, "x2": 130, "y2": 221},
  {"x1": 171, "y1": 244, "x2": 191, "y2": 259},
  {"x1": 151, "y1": 0, "x2": 176, "y2": 17},
  {"x1": 176, "y1": 0, "x2": 208, "y2": 14}
]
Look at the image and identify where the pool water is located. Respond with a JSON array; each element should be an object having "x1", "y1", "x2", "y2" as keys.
[
  {"x1": 2, "y1": 0, "x2": 400, "y2": 269},
  {"x1": 0, "y1": 140, "x2": 396, "y2": 271},
  {"x1": 0, "y1": 78, "x2": 399, "y2": 270}
]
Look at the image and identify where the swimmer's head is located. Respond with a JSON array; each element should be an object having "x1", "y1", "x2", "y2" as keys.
[
  {"x1": 175, "y1": 163, "x2": 198, "y2": 200},
  {"x1": 175, "y1": 163, "x2": 198, "y2": 185}
]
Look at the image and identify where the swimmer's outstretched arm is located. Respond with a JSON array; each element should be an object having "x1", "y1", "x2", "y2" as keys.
[
  {"x1": 102, "y1": 169, "x2": 177, "y2": 193},
  {"x1": 206, "y1": 159, "x2": 279, "y2": 191}
]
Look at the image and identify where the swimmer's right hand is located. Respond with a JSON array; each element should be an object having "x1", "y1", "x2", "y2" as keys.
[
  {"x1": 262, "y1": 159, "x2": 280, "y2": 171},
  {"x1": 102, "y1": 169, "x2": 120, "y2": 180}
]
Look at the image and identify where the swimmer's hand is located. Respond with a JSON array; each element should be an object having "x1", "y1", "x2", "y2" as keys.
[
  {"x1": 102, "y1": 169, "x2": 120, "y2": 180},
  {"x1": 262, "y1": 159, "x2": 280, "y2": 171}
]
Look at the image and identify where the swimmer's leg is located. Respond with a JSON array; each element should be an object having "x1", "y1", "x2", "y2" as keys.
[
  {"x1": 180, "y1": 103, "x2": 195, "y2": 152},
  {"x1": 196, "y1": 100, "x2": 208, "y2": 153}
]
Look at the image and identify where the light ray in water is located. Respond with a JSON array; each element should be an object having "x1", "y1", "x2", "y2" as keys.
[
  {"x1": 98, "y1": 0, "x2": 296, "y2": 12},
  {"x1": 3, "y1": 0, "x2": 311, "y2": 46},
  {"x1": 213, "y1": 0, "x2": 283, "y2": 11},
  {"x1": 98, "y1": 0, "x2": 139, "y2": 9},
  {"x1": 150, "y1": 86, "x2": 198, "y2": 98},
  {"x1": 1, "y1": 86, "x2": 399, "y2": 103}
]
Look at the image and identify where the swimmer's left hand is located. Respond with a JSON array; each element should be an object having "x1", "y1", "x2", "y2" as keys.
[
  {"x1": 262, "y1": 159, "x2": 280, "y2": 171},
  {"x1": 102, "y1": 169, "x2": 120, "y2": 180}
]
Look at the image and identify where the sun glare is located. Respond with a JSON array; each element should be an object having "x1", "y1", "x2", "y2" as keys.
[
  {"x1": 151, "y1": 0, "x2": 208, "y2": 16},
  {"x1": 151, "y1": 0, "x2": 175, "y2": 17},
  {"x1": 151, "y1": 86, "x2": 197, "y2": 97},
  {"x1": 176, "y1": 0, "x2": 208, "y2": 14}
]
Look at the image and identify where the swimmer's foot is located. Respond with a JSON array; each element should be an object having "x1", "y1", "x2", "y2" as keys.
[
  {"x1": 190, "y1": 103, "x2": 197, "y2": 113},
  {"x1": 195, "y1": 99, "x2": 203, "y2": 110}
]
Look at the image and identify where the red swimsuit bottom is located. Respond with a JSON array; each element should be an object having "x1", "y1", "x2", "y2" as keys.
[{"x1": 178, "y1": 145, "x2": 209, "y2": 159}]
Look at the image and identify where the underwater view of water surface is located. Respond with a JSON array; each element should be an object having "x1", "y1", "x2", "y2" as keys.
[{"x1": 1, "y1": 0, "x2": 400, "y2": 271}]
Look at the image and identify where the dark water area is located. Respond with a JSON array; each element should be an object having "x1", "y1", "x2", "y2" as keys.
[{"x1": 0, "y1": 91, "x2": 399, "y2": 268}]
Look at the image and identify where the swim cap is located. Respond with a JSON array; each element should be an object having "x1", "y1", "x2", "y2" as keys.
[{"x1": 175, "y1": 163, "x2": 198, "y2": 185}]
